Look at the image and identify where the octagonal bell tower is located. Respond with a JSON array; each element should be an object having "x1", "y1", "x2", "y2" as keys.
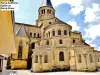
[{"x1": 38, "y1": 0, "x2": 55, "y2": 20}]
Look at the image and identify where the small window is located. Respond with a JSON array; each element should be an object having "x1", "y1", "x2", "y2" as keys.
[
  {"x1": 52, "y1": 31, "x2": 55, "y2": 36},
  {"x1": 59, "y1": 52, "x2": 64, "y2": 61},
  {"x1": 41, "y1": 10, "x2": 43, "y2": 14},
  {"x1": 47, "y1": 10, "x2": 51, "y2": 14},
  {"x1": 44, "y1": 55, "x2": 48, "y2": 63},
  {"x1": 49, "y1": 22, "x2": 51, "y2": 24},
  {"x1": 59, "y1": 40, "x2": 63, "y2": 44},
  {"x1": 44, "y1": 9, "x2": 45, "y2": 14},
  {"x1": 78, "y1": 54, "x2": 82, "y2": 63},
  {"x1": 37, "y1": 33, "x2": 40, "y2": 38},
  {"x1": 64, "y1": 30, "x2": 67, "y2": 35},
  {"x1": 34, "y1": 33, "x2": 36, "y2": 38},
  {"x1": 31, "y1": 42, "x2": 35, "y2": 49},
  {"x1": 73, "y1": 40, "x2": 75, "y2": 43},
  {"x1": 30, "y1": 32, "x2": 32, "y2": 37},
  {"x1": 35, "y1": 55, "x2": 38, "y2": 63},
  {"x1": 58, "y1": 30, "x2": 61, "y2": 35},
  {"x1": 49, "y1": 10, "x2": 51, "y2": 14},
  {"x1": 53, "y1": 12, "x2": 55, "y2": 15},
  {"x1": 47, "y1": 9, "x2": 49, "y2": 13},
  {"x1": 39, "y1": 11, "x2": 40, "y2": 15},
  {"x1": 18, "y1": 40, "x2": 23, "y2": 59},
  {"x1": 46, "y1": 40, "x2": 49, "y2": 45}
]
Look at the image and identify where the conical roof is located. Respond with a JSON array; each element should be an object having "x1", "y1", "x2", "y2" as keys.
[{"x1": 41, "y1": 0, "x2": 53, "y2": 7}]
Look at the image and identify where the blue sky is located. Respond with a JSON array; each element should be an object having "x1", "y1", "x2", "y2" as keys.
[{"x1": 14, "y1": 0, "x2": 100, "y2": 50}]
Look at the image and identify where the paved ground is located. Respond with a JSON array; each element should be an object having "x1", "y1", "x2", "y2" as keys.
[{"x1": 0, "y1": 70, "x2": 100, "y2": 75}]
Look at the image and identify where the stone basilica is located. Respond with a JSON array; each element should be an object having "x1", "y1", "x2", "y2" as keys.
[{"x1": 9, "y1": 0, "x2": 100, "y2": 72}]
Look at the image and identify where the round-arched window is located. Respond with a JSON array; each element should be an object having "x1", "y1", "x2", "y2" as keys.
[{"x1": 59, "y1": 52, "x2": 64, "y2": 61}]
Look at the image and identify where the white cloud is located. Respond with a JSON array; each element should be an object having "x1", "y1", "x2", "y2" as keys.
[
  {"x1": 85, "y1": 24, "x2": 100, "y2": 40},
  {"x1": 70, "y1": 6, "x2": 84, "y2": 15},
  {"x1": 90, "y1": 44, "x2": 97, "y2": 48},
  {"x1": 84, "y1": 3, "x2": 100, "y2": 23},
  {"x1": 85, "y1": 39, "x2": 92, "y2": 44},
  {"x1": 51, "y1": 0, "x2": 100, "y2": 16},
  {"x1": 84, "y1": 8, "x2": 96, "y2": 23},
  {"x1": 84, "y1": 3, "x2": 100, "y2": 49},
  {"x1": 65, "y1": 0, "x2": 82, "y2": 7},
  {"x1": 97, "y1": 47, "x2": 100, "y2": 50},
  {"x1": 51, "y1": 0, "x2": 83, "y2": 15},
  {"x1": 51, "y1": 0, "x2": 82, "y2": 7},
  {"x1": 83, "y1": 3, "x2": 100, "y2": 51},
  {"x1": 51, "y1": 0, "x2": 67, "y2": 7},
  {"x1": 85, "y1": 39, "x2": 95, "y2": 47},
  {"x1": 85, "y1": 39, "x2": 98, "y2": 50},
  {"x1": 51, "y1": 0, "x2": 84, "y2": 15},
  {"x1": 67, "y1": 20, "x2": 80, "y2": 31}
]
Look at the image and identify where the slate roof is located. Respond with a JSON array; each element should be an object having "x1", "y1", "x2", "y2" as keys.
[
  {"x1": 41, "y1": 0, "x2": 53, "y2": 7},
  {"x1": 16, "y1": 25, "x2": 28, "y2": 37}
]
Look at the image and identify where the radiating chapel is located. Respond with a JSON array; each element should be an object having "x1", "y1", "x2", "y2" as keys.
[{"x1": 9, "y1": 0, "x2": 100, "y2": 72}]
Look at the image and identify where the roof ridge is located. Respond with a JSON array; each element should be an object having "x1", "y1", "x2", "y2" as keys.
[{"x1": 15, "y1": 25, "x2": 22, "y2": 36}]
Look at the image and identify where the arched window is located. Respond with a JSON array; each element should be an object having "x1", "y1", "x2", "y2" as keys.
[
  {"x1": 58, "y1": 30, "x2": 61, "y2": 35},
  {"x1": 44, "y1": 55, "x2": 48, "y2": 63},
  {"x1": 53, "y1": 12, "x2": 55, "y2": 15},
  {"x1": 47, "y1": 10, "x2": 51, "y2": 14},
  {"x1": 31, "y1": 42, "x2": 35, "y2": 49},
  {"x1": 59, "y1": 40, "x2": 63, "y2": 44},
  {"x1": 64, "y1": 30, "x2": 67, "y2": 35},
  {"x1": 41, "y1": 10, "x2": 43, "y2": 14},
  {"x1": 35, "y1": 55, "x2": 38, "y2": 63},
  {"x1": 43, "y1": 9, "x2": 45, "y2": 14},
  {"x1": 30, "y1": 32, "x2": 32, "y2": 37},
  {"x1": 48, "y1": 32, "x2": 50, "y2": 37},
  {"x1": 59, "y1": 52, "x2": 64, "y2": 61},
  {"x1": 49, "y1": 10, "x2": 51, "y2": 14},
  {"x1": 18, "y1": 40, "x2": 23, "y2": 59},
  {"x1": 90, "y1": 54, "x2": 93, "y2": 63},
  {"x1": 47, "y1": 9, "x2": 49, "y2": 13},
  {"x1": 52, "y1": 30, "x2": 55, "y2": 36},
  {"x1": 78, "y1": 54, "x2": 81, "y2": 63},
  {"x1": 34, "y1": 33, "x2": 36, "y2": 38},
  {"x1": 39, "y1": 11, "x2": 40, "y2": 15},
  {"x1": 46, "y1": 40, "x2": 49, "y2": 45},
  {"x1": 73, "y1": 40, "x2": 75, "y2": 43},
  {"x1": 37, "y1": 33, "x2": 40, "y2": 38}
]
